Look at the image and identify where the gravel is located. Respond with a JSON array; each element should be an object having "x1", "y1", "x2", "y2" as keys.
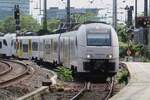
[
  {"x1": 0, "y1": 61, "x2": 128, "y2": 100},
  {"x1": 42, "y1": 64, "x2": 128, "y2": 100},
  {"x1": 0, "y1": 60, "x2": 54, "y2": 100}
]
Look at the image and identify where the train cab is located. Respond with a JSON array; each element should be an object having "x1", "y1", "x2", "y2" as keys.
[{"x1": 0, "y1": 34, "x2": 16, "y2": 57}]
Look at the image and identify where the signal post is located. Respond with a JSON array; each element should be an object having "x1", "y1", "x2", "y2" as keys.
[{"x1": 14, "y1": 5, "x2": 20, "y2": 34}]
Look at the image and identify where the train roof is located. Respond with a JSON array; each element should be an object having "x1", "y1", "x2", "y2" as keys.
[
  {"x1": 84, "y1": 23, "x2": 111, "y2": 29},
  {"x1": 17, "y1": 36, "x2": 40, "y2": 39}
]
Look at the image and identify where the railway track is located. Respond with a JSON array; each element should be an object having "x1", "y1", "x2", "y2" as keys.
[
  {"x1": 70, "y1": 77, "x2": 114, "y2": 100},
  {"x1": 0, "y1": 60, "x2": 12, "y2": 76},
  {"x1": 0, "y1": 60, "x2": 31, "y2": 87}
]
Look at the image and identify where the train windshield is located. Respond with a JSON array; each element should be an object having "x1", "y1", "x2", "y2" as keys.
[{"x1": 87, "y1": 31, "x2": 111, "y2": 46}]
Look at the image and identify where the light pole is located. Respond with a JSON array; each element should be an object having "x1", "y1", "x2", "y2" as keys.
[
  {"x1": 61, "y1": 0, "x2": 71, "y2": 31},
  {"x1": 66, "y1": 0, "x2": 70, "y2": 31},
  {"x1": 113, "y1": 0, "x2": 117, "y2": 30},
  {"x1": 144, "y1": 0, "x2": 148, "y2": 16},
  {"x1": 144, "y1": 0, "x2": 148, "y2": 45},
  {"x1": 135, "y1": 0, "x2": 137, "y2": 28},
  {"x1": 43, "y1": 0, "x2": 47, "y2": 31}
]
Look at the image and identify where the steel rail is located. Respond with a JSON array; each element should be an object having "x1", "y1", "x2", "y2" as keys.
[
  {"x1": 70, "y1": 82, "x2": 87, "y2": 100},
  {"x1": 104, "y1": 77, "x2": 115, "y2": 100},
  {"x1": 0, "y1": 60, "x2": 12, "y2": 76},
  {"x1": 0, "y1": 59, "x2": 30, "y2": 86}
]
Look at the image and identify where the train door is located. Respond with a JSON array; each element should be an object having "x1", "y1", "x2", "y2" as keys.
[
  {"x1": 50, "y1": 38, "x2": 54, "y2": 62},
  {"x1": 45, "y1": 39, "x2": 51, "y2": 62},
  {"x1": 43, "y1": 39, "x2": 46, "y2": 61},
  {"x1": 43, "y1": 38, "x2": 51, "y2": 62},
  {"x1": 18, "y1": 39, "x2": 23, "y2": 57},
  {"x1": 53, "y1": 38, "x2": 58, "y2": 62},
  {"x1": 62, "y1": 38, "x2": 69, "y2": 67},
  {"x1": 16, "y1": 38, "x2": 20, "y2": 57},
  {"x1": 31, "y1": 37, "x2": 40, "y2": 60},
  {"x1": 69, "y1": 37, "x2": 75, "y2": 66},
  {"x1": 28, "y1": 39, "x2": 32, "y2": 59},
  {"x1": 60, "y1": 38, "x2": 64, "y2": 64},
  {"x1": 11, "y1": 38, "x2": 17, "y2": 56},
  {"x1": 22, "y1": 39, "x2": 29, "y2": 58},
  {"x1": 32, "y1": 41, "x2": 39, "y2": 59},
  {"x1": 61, "y1": 38, "x2": 65, "y2": 65},
  {"x1": 39, "y1": 37, "x2": 44, "y2": 60},
  {"x1": 68, "y1": 37, "x2": 71, "y2": 67}
]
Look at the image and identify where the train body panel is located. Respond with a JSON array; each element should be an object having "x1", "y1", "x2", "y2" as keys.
[
  {"x1": 41, "y1": 34, "x2": 59, "y2": 62},
  {"x1": 60, "y1": 31, "x2": 78, "y2": 68},
  {"x1": 16, "y1": 36, "x2": 40, "y2": 59}
]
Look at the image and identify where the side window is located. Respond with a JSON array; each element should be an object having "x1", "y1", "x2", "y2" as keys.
[
  {"x1": 3, "y1": 39, "x2": 7, "y2": 46},
  {"x1": 75, "y1": 37, "x2": 78, "y2": 47},
  {"x1": 23, "y1": 44, "x2": 28, "y2": 52},
  {"x1": 0, "y1": 42, "x2": 2, "y2": 49},
  {"x1": 32, "y1": 42, "x2": 38, "y2": 51}
]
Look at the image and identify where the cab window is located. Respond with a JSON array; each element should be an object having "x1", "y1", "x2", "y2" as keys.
[
  {"x1": 0, "y1": 42, "x2": 2, "y2": 48},
  {"x1": 3, "y1": 39, "x2": 7, "y2": 46}
]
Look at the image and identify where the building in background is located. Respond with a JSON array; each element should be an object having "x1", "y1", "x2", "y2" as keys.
[
  {"x1": 47, "y1": 7, "x2": 99, "y2": 21},
  {"x1": 0, "y1": 0, "x2": 30, "y2": 20}
]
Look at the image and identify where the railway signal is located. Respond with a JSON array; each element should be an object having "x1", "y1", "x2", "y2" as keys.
[
  {"x1": 125, "y1": 6, "x2": 133, "y2": 27},
  {"x1": 136, "y1": 16, "x2": 150, "y2": 28},
  {"x1": 14, "y1": 5, "x2": 21, "y2": 32},
  {"x1": 14, "y1": 5, "x2": 20, "y2": 19}
]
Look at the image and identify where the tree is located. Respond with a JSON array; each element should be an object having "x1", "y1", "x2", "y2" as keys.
[
  {"x1": 3, "y1": 16, "x2": 16, "y2": 33},
  {"x1": 0, "y1": 16, "x2": 41, "y2": 33},
  {"x1": 0, "y1": 21, "x2": 4, "y2": 32},
  {"x1": 20, "y1": 16, "x2": 41, "y2": 32},
  {"x1": 47, "y1": 19, "x2": 60, "y2": 32},
  {"x1": 117, "y1": 25, "x2": 128, "y2": 43}
]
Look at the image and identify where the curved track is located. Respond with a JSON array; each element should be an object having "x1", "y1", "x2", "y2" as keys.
[
  {"x1": 0, "y1": 60, "x2": 30, "y2": 87},
  {"x1": 0, "y1": 61, "x2": 12, "y2": 76},
  {"x1": 70, "y1": 77, "x2": 114, "y2": 100}
]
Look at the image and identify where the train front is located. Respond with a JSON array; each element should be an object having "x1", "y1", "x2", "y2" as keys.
[{"x1": 77, "y1": 23, "x2": 119, "y2": 76}]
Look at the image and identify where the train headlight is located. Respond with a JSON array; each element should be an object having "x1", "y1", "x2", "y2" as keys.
[
  {"x1": 87, "y1": 54, "x2": 92, "y2": 59},
  {"x1": 107, "y1": 54, "x2": 113, "y2": 59}
]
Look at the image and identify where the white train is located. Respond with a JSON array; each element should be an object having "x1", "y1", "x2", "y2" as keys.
[{"x1": 0, "y1": 23, "x2": 119, "y2": 76}]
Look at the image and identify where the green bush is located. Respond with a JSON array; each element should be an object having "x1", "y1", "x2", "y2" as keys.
[
  {"x1": 116, "y1": 68, "x2": 129, "y2": 85},
  {"x1": 55, "y1": 67, "x2": 73, "y2": 81},
  {"x1": 119, "y1": 42, "x2": 128, "y2": 58}
]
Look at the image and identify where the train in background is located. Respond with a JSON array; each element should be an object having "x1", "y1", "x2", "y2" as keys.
[{"x1": 0, "y1": 23, "x2": 119, "y2": 77}]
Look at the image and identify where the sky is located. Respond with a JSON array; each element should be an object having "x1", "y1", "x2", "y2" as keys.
[
  {"x1": 45, "y1": 0, "x2": 144, "y2": 13},
  {"x1": 32, "y1": 0, "x2": 144, "y2": 11},
  {"x1": 32, "y1": 0, "x2": 146, "y2": 23}
]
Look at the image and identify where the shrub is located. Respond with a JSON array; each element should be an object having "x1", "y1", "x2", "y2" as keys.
[
  {"x1": 116, "y1": 68, "x2": 129, "y2": 85},
  {"x1": 119, "y1": 42, "x2": 128, "y2": 58},
  {"x1": 55, "y1": 67, "x2": 73, "y2": 81}
]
